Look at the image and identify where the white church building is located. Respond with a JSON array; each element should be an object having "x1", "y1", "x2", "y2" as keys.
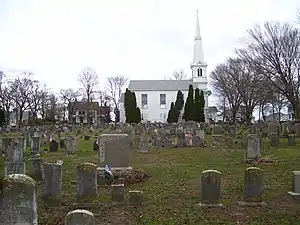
[{"x1": 119, "y1": 11, "x2": 211, "y2": 123}]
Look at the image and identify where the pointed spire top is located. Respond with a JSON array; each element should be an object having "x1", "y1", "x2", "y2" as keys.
[{"x1": 195, "y1": 10, "x2": 201, "y2": 40}]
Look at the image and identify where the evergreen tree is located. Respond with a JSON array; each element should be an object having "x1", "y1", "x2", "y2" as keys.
[
  {"x1": 175, "y1": 90, "x2": 184, "y2": 110},
  {"x1": 124, "y1": 89, "x2": 141, "y2": 124},
  {"x1": 124, "y1": 88, "x2": 131, "y2": 123},
  {"x1": 183, "y1": 84, "x2": 194, "y2": 121},
  {"x1": 0, "y1": 106, "x2": 5, "y2": 126},
  {"x1": 136, "y1": 107, "x2": 142, "y2": 123},
  {"x1": 193, "y1": 88, "x2": 201, "y2": 122},
  {"x1": 199, "y1": 90, "x2": 205, "y2": 122},
  {"x1": 174, "y1": 90, "x2": 184, "y2": 122},
  {"x1": 167, "y1": 102, "x2": 176, "y2": 123}
]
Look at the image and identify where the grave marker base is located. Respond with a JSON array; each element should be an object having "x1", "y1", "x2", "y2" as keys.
[
  {"x1": 287, "y1": 191, "x2": 300, "y2": 203},
  {"x1": 197, "y1": 203, "x2": 224, "y2": 208},
  {"x1": 236, "y1": 200, "x2": 266, "y2": 206}
]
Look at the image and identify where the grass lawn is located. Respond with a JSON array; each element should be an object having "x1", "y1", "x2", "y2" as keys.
[{"x1": 1, "y1": 135, "x2": 300, "y2": 225}]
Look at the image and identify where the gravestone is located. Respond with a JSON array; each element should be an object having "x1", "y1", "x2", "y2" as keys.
[
  {"x1": 0, "y1": 174, "x2": 38, "y2": 225},
  {"x1": 4, "y1": 162, "x2": 26, "y2": 175},
  {"x1": 99, "y1": 134, "x2": 131, "y2": 170},
  {"x1": 237, "y1": 167, "x2": 265, "y2": 206},
  {"x1": 199, "y1": 170, "x2": 223, "y2": 207},
  {"x1": 93, "y1": 140, "x2": 99, "y2": 151},
  {"x1": 287, "y1": 171, "x2": 300, "y2": 201},
  {"x1": 269, "y1": 133, "x2": 279, "y2": 147},
  {"x1": 211, "y1": 135, "x2": 221, "y2": 147},
  {"x1": 30, "y1": 136, "x2": 41, "y2": 156},
  {"x1": 128, "y1": 190, "x2": 143, "y2": 206},
  {"x1": 111, "y1": 184, "x2": 125, "y2": 204},
  {"x1": 65, "y1": 209, "x2": 95, "y2": 225},
  {"x1": 295, "y1": 124, "x2": 300, "y2": 137},
  {"x1": 29, "y1": 157, "x2": 44, "y2": 181},
  {"x1": 192, "y1": 136, "x2": 204, "y2": 147},
  {"x1": 5, "y1": 138, "x2": 25, "y2": 162},
  {"x1": 43, "y1": 162, "x2": 62, "y2": 206},
  {"x1": 65, "y1": 137, "x2": 78, "y2": 155},
  {"x1": 246, "y1": 134, "x2": 260, "y2": 161},
  {"x1": 76, "y1": 163, "x2": 98, "y2": 202},
  {"x1": 288, "y1": 134, "x2": 296, "y2": 146},
  {"x1": 60, "y1": 139, "x2": 65, "y2": 149},
  {"x1": 50, "y1": 140, "x2": 58, "y2": 152},
  {"x1": 139, "y1": 136, "x2": 149, "y2": 153},
  {"x1": 249, "y1": 125, "x2": 257, "y2": 134}
]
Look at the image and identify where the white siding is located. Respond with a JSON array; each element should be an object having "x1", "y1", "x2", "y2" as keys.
[{"x1": 134, "y1": 90, "x2": 189, "y2": 122}]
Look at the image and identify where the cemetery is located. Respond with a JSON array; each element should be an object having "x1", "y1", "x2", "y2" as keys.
[
  {"x1": 1, "y1": 122, "x2": 300, "y2": 224},
  {"x1": 1, "y1": 3, "x2": 300, "y2": 225}
]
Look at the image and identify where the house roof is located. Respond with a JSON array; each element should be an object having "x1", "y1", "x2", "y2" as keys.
[
  {"x1": 69, "y1": 101, "x2": 100, "y2": 110},
  {"x1": 128, "y1": 79, "x2": 194, "y2": 91}
]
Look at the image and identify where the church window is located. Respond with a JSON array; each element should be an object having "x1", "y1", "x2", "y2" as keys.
[
  {"x1": 160, "y1": 94, "x2": 166, "y2": 108},
  {"x1": 141, "y1": 94, "x2": 148, "y2": 108},
  {"x1": 197, "y1": 68, "x2": 203, "y2": 77}
]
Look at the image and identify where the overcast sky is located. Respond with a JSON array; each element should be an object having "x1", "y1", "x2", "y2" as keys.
[{"x1": 0, "y1": 0, "x2": 299, "y2": 99}]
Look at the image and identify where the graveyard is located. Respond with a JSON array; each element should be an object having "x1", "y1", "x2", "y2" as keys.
[{"x1": 1, "y1": 122, "x2": 300, "y2": 225}]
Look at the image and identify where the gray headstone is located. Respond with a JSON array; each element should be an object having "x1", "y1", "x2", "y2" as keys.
[
  {"x1": 128, "y1": 190, "x2": 143, "y2": 206},
  {"x1": 4, "y1": 162, "x2": 26, "y2": 176},
  {"x1": 0, "y1": 174, "x2": 38, "y2": 225},
  {"x1": 76, "y1": 163, "x2": 98, "y2": 202},
  {"x1": 243, "y1": 167, "x2": 264, "y2": 202},
  {"x1": 111, "y1": 184, "x2": 125, "y2": 204},
  {"x1": 292, "y1": 171, "x2": 300, "y2": 193},
  {"x1": 28, "y1": 157, "x2": 44, "y2": 181},
  {"x1": 246, "y1": 134, "x2": 260, "y2": 160},
  {"x1": 99, "y1": 134, "x2": 131, "y2": 168},
  {"x1": 200, "y1": 170, "x2": 222, "y2": 206},
  {"x1": 65, "y1": 209, "x2": 95, "y2": 225},
  {"x1": 43, "y1": 162, "x2": 62, "y2": 206}
]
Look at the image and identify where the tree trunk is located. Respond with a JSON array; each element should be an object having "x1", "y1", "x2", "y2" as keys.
[
  {"x1": 261, "y1": 105, "x2": 266, "y2": 121},
  {"x1": 291, "y1": 99, "x2": 300, "y2": 121},
  {"x1": 18, "y1": 109, "x2": 24, "y2": 126}
]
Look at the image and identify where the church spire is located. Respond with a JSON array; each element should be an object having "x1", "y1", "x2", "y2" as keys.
[{"x1": 193, "y1": 10, "x2": 204, "y2": 64}]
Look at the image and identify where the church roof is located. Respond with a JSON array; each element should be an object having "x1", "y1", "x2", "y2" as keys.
[{"x1": 128, "y1": 79, "x2": 194, "y2": 91}]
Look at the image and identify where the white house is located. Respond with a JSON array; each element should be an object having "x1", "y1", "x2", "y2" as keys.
[{"x1": 119, "y1": 10, "x2": 211, "y2": 123}]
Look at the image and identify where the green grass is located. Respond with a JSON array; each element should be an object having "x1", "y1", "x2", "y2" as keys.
[{"x1": 1, "y1": 135, "x2": 300, "y2": 225}]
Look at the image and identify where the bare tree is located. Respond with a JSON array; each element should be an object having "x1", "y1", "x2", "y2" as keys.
[
  {"x1": 97, "y1": 90, "x2": 110, "y2": 106},
  {"x1": 210, "y1": 59, "x2": 242, "y2": 124},
  {"x1": 297, "y1": 9, "x2": 300, "y2": 24},
  {"x1": 60, "y1": 88, "x2": 79, "y2": 122},
  {"x1": 237, "y1": 22, "x2": 300, "y2": 120},
  {"x1": 78, "y1": 67, "x2": 99, "y2": 102},
  {"x1": 170, "y1": 69, "x2": 187, "y2": 80},
  {"x1": 9, "y1": 73, "x2": 34, "y2": 125},
  {"x1": 106, "y1": 76, "x2": 128, "y2": 122},
  {"x1": 234, "y1": 58, "x2": 264, "y2": 124},
  {"x1": 28, "y1": 80, "x2": 48, "y2": 119},
  {"x1": 0, "y1": 85, "x2": 14, "y2": 124}
]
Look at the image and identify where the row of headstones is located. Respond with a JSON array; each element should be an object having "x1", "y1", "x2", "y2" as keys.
[
  {"x1": 0, "y1": 173, "x2": 143, "y2": 224},
  {"x1": 49, "y1": 136, "x2": 78, "y2": 154},
  {"x1": 249, "y1": 122, "x2": 300, "y2": 136},
  {"x1": 199, "y1": 167, "x2": 299, "y2": 206}
]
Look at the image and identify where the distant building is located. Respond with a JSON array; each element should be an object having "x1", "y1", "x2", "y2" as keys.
[
  {"x1": 68, "y1": 101, "x2": 110, "y2": 124},
  {"x1": 119, "y1": 10, "x2": 211, "y2": 122},
  {"x1": 287, "y1": 104, "x2": 294, "y2": 120},
  {"x1": 10, "y1": 109, "x2": 32, "y2": 126},
  {"x1": 264, "y1": 112, "x2": 288, "y2": 121},
  {"x1": 207, "y1": 106, "x2": 218, "y2": 121}
]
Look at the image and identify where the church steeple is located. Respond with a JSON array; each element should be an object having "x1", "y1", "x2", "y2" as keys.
[{"x1": 191, "y1": 10, "x2": 207, "y2": 79}]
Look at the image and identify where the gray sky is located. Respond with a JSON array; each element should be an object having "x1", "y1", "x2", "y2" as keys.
[{"x1": 0, "y1": 0, "x2": 299, "y2": 96}]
